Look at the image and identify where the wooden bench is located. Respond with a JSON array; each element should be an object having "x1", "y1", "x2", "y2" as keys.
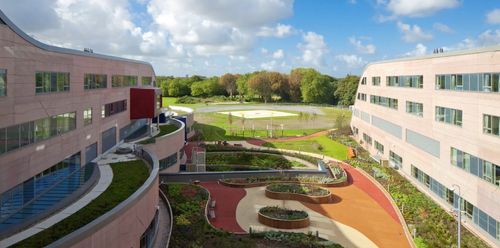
[
  {"x1": 210, "y1": 199, "x2": 216, "y2": 208},
  {"x1": 209, "y1": 209, "x2": 216, "y2": 219}
]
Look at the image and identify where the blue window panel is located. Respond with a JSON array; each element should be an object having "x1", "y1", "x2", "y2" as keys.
[
  {"x1": 488, "y1": 216, "x2": 497, "y2": 238},
  {"x1": 470, "y1": 74, "x2": 478, "y2": 91},
  {"x1": 471, "y1": 159, "x2": 479, "y2": 176},
  {"x1": 453, "y1": 194, "x2": 459, "y2": 209},
  {"x1": 474, "y1": 206, "x2": 479, "y2": 224},
  {"x1": 479, "y1": 210, "x2": 488, "y2": 231},
  {"x1": 457, "y1": 150, "x2": 463, "y2": 168},
  {"x1": 463, "y1": 74, "x2": 470, "y2": 91}
]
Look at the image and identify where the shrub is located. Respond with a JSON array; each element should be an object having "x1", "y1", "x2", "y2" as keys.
[{"x1": 259, "y1": 206, "x2": 308, "y2": 220}]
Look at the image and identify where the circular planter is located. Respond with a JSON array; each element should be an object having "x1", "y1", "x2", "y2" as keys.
[
  {"x1": 258, "y1": 212, "x2": 310, "y2": 229},
  {"x1": 265, "y1": 184, "x2": 332, "y2": 204}
]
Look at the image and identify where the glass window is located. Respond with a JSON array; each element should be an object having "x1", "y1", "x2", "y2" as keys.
[
  {"x1": 0, "y1": 69, "x2": 6, "y2": 96},
  {"x1": 84, "y1": 74, "x2": 107, "y2": 90},
  {"x1": 142, "y1": 76, "x2": 152, "y2": 86},
  {"x1": 483, "y1": 161, "x2": 493, "y2": 183},
  {"x1": 35, "y1": 71, "x2": 70, "y2": 94},
  {"x1": 360, "y1": 77, "x2": 366, "y2": 85},
  {"x1": 435, "y1": 106, "x2": 462, "y2": 127},
  {"x1": 0, "y1": 128, "x2": 5, "y2": 155},
  {"x1": 374, "y1": 140, "x2": 384, "y2": 153},
  {"x1": 446, "y1": 188, "x2": 454, "y2": 205},
  {"x1": 492, "y1": 74, "x2": 499, "y2": 92},
  {"x1": 84, "y1": 108, "x2": 92, "y2": 126},
  {"x1": 483, "y1": 114, "x2": 500, "y2": 136}
]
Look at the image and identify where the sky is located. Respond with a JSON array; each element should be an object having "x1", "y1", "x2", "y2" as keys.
[{"x1": 0, "y1": 0, "x2": 499, "y2": 77}]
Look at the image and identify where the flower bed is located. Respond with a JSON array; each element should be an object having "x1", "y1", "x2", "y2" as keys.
[
  {"x1": 219, "y1": 175, "x2": 345, "y2": 188},
  {"x1": 258, "y1": 206, "x2": 310, "y2": 229},
  {"x1": 327, "y1": 163, "x2": 348, "y2": 187},
  {"x1": 265, "y1": 184, "x2": 332, "y2": 204}
]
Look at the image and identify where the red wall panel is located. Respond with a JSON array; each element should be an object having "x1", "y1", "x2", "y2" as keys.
[{"x1": 130, "y1": 88, "x2": 155, "y2": 119}]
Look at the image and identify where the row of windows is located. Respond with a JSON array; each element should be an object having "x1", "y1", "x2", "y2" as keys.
[
  {"x1": 372, "y1": 76, "x2": 381, "y2": 86},
  {"x1": 101, "y1": 100, "x2": 127, "y2": 118},
  {"x1": 362, "y1": 133, "x2": 372, "y2": 145},
  {"x1": 387, "y1": 75, "x2": 423, "y2": 88},
  {"x1": 84, "y1": 74, "x2": 107, "y2": 90},
  {"x1": 0, "y1": 69, "x2": 6, "y2": 96},
  {"x1": 357, "y1": 93, "x2": 367, "y2": 101},
  {"x1": 483, "y1": 114, "x2": 500, "y2": 137},
  {"x1": 112, "y1": 75, "x2": 138, "y2": 88},
  {"x1": 451, "y1": 147, "x2": 500, "y2": 187},
  {"x1": 370, "y1": 95, "x2": 398, "y2": 110},
  {"x1": 0, "y1": 111, "x2": 76, "y2": 155},
  {"x1": 406, "y1": 101, "x2": 423, "y2": 117},
  {"x1": 435, "y1": 106, "x2": 462, "y2": 127},
  {"x1": 436, "y1": 73, "x2": 500, "y2": 92},
  {"x1": 159, "y1": 152, "x2": 178, "y2": 170},
  {"x1": 35, "y1": 72, "x2": 70, "y2": 94},
  {"x1": 411, "y1": 164, "x2": 500, "y2": 240},
  {"x1": 389, "y1": 151, "x2": 403, "y2": 168}
]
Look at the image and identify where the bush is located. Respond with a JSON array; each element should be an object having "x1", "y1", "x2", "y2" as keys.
[
  {"x1": 259, "y1": 206, "x2": 308, "y2": 220},
  {"x1": 267, "y1": 183, "x2": 330, "y2": 196}
]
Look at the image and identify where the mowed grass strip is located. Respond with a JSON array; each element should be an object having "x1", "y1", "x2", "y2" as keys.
[
  {"x1": 263, "y1": 135, "x2": 349, "y2": 160},
  {"x1": 14, "y1": 160, "x2": 149, "y2": 247}
]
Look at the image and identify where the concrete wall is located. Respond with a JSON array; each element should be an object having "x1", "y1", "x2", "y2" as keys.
[
  {"x1": 144, "y1": 119, "x2": 185, "y2": 173},
  {"x1": 351, "y1": 46, "x2": 500, "y2": 245},
  {"x1": 0, "y1": 23, "x2": 155, "y2": 193}
]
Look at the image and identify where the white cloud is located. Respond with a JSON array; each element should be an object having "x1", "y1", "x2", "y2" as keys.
[
  {"x1": 486, "y1": 9, "x2": 500, "y2": 25},
  {"x1": 261, "y1": 60, "x2": 277, "y2": 70},
  {"x1": 397, "y1": 21, "x2": 433, "y2": 43},
  {"x1": 349, "y1": 37, "x2": 376, "y2": 54},
  {"x1": 444, "y1": 30, "x2": 500, "y2": 51},
  {"x1": 335, "y1": 54, "x2": 366, "y2": 68},
  {"x1": 272, "y1": 49, "x2": 285, "y2": 59},
  {"x1": 298, "y1": 31, "x2": 328, "y2": 66},
  {"x1": 433, "y1": 22, "x2": 454, "y2": 33},
  {"x1": 405, "y1": 43, "x2": 427, "y2": 56},
  {"x1": 257, "y1": 23, "x2": 295, "y2": 38},
  {"x1": 385, "y1": 0, "x2": 459, "y2": 17},
  {"x1": 260, "y1": 48, "x2": 269, "y2": 54}
]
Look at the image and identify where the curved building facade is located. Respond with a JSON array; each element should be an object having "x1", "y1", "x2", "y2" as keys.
[{"x1": 351, "y1": 46, "x2": 500, "y2": 246}]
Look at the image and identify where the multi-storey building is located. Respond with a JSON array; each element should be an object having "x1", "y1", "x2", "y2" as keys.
[
  {"x1": 0, "y1": 9, "x2": 187, "y2": 247},
  {"x1": 351, "y1": 45, "x2": 500, "y2": 246}
]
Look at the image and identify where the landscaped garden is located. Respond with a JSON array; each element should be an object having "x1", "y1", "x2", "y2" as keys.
[
  {"x1": 138, "y1": 124, "x2": 179, "y2": 144},
  {"x1": 163, "y1": 183, "x2": 342, "y2": 248},
  {"x1": 206, "y1": 152, "x2": 306, "y2": 171},
  {"x1": 263, "y1": 135, "x2": 349, "y2": 160},
  {"x1": 266, "y1": 183, "x2": 330, "y2": 197},
  {"x1": 259, "y1": 206, "x2": 309, "y2": 220},
  {"x1": 14, "y1": 160, "x2": 149, "y2": 247},
  {"x1": 220, "y1": 175, "x2": 344, "y2": 187}
]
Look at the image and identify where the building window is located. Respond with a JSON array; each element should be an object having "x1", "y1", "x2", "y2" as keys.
[
  {"x1": 387, "y1": 75, "x2": 423, "y2": 88},
  {"x1": 406, "y1": 101, "x2": 423, "y2": 117},
  {"x1": 352, "y1": 126, "x2": 359, "y2": 135},
  {"x1": 159, "y1": 153, "x2": 177, "y2": 170},
  {"x1": 362, "y1": 133, "x2": 372, "y2": 145},
  {"x1": 451, "y1": 147, "x2": 500, "y2": 187},
  {"x1": 112, "y1": 75, "x2": 138, "y2": 87},
  {"x1": 374, "y1": 140, "x2": 384, "y2": 154},
  {"x1": 370, "y1": 95, "x2": 398, "y2": 110},
  {"x1": 372, "y1": 76, "x2": 381, "y2": 86},
  {"x1": 357, "y1": 93, "x2": 367, "y2": 101},
  {"x1": 35, "y1": 72, "x2": 70, "y2": 94},
  {"x1": 84, "y1": 74, "x2": 107, "y2": 90},
  {"x1": 84, "y1": 108, "x2": 92, "y2": 126},
  {"x1": 483, "y1": 114, "x2": 500, "y2": 137},
  {"x1": 142, "y1": 76, "x2": 152, "y2": 86},
  {"x1": 360, "y1": 77, "x2": 366, "y2": 85},
  {"x1": 0, "y1": 69, "x2": 6, "y2": 96},
  {"x1": 436, "y1": 73, "x2": 500, "y2": 92},
  {"x1": 101, "y1": 100, "x2": 127, "y2": 118},
  {"x1": 435, "y1": 106, "x2": 462, "y2": 127},
  {"x1": 389, "y1": 151, "x2": 403, "y2": 168}
]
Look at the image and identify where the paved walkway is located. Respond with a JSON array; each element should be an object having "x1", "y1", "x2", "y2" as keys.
[
  {"x1": 0, "y1": 143, "x2": 138, "y2": 247},
  {"x1": 199, "y1": 182, "x2": 246, "y2": 233},
  {"x1": 237, "y1": 186, "x2": 378, "y2": 248}
]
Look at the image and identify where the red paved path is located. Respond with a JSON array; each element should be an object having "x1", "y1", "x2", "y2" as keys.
[
  {"x1": 339, "y1": 163, "x2": 400, "y2": 222},
  {"x1": 199, "y1": 182, "x2": 246, "y2": 233}
]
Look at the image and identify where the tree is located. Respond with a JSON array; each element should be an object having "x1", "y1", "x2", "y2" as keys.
[
  {"x1": 248, "y1": 72, "x2": 272, "y2": 103},
  {"x1": 301, "y1": 74, "x2": 335, "y2": 104},
  {"x1": 190, "y1": 77, "x2": 224, "y2": 97},
  {"x1": 167, "y1": 78, "x2": 190, "y2": 97},
  {"x1": 219, "y1": 73, "x2": 237, "y2": 97},
  {"x1": 227, "y1": 112, "x2": 233, "y2": 136},
  {"x1": 236, "y1": 74, "x2": 250, "y2": 100},
  {"x1": 334, "y1": 75, "x2": 360, "y2": 106},
  {"x1": 267, "y1": 72, "x2": 290, "y2": 101},
  {"x1": 289, "y1": 69, "x2": 303, "y2": 102}
]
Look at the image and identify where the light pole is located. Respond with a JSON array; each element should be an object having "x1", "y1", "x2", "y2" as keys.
[{"x1": 452, "y1": 184, "x2": 461, "y2": 248}]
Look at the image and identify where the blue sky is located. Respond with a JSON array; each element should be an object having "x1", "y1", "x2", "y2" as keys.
[{"x1": 0, "y1": 0, "x2": 499, "y2": 77}]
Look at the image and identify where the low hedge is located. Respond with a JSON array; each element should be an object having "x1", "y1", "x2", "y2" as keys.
[
  {"x1": 259, "y1": 206, "x2": 308, "y2": 220},
  {"x1": 267, "y1": 183, "x2": 330, "y2": 196}
]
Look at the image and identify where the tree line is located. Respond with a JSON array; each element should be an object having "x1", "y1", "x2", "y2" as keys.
[{"x1": 157, "y1": 68, "x2": 359, "y2": 105}]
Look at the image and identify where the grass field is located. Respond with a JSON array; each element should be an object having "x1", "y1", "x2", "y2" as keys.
[{"x1": 263, "y1": 135, "x2": 349, "y2": 161}]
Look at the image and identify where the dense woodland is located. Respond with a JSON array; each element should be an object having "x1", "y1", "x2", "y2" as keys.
[{"x1": 157, "y1": 68, "x2": 359, "y2": 106}]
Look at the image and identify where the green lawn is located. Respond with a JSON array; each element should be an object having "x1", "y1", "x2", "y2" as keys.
[
  {"x1": 14, "y1": 160, "x2": 149, "y2": 247},
  {"x1": 138, "y1": 124, "x2": 179, "y2": 144},
  {"x1": 263, "y1": 135, "x2": 349, "y2": 161},
  {"x1": 206, "y1": 152, "x2": 305, "y2": 171}
]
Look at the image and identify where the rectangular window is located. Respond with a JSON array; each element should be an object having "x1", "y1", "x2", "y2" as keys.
[
  {"x1": 112, "y1": 75, "x2": 138, "y2": 88},
  {"x1": 35, "y1": 71, "x2": 70, "y2": 94},
  {"x1": 436, "y1": 73, "x2": 500, "y2": 93},
  {"x1": 142, "y1": 76, "x2": 152, "y2": 86},
  {"x1": 357, "y1": 93, "x2": 367, "y2": 101},
  {"x1": 451, "y1": 147, "x2": 500, "y2": 188},
  {"x1": 374, "y1": 140, "x2": 384, "y2": 154},
  {"x1": 362, "y1": 133, "x2": 372, "y2": 146},
  {"x1": 0, "y1": 69, "x2": 6, "y2": 96},
  {"x1": 483, "y1": 114, "x2": 500, "y2": 137},
  {"x1": 386, "y1": 75, "x2": 423, "y2": 88},
  {"x1": 84, "y1": 108, "x2": 92, "y2": 126},
  {"x1": 102, "y1": 100, "x2": 127, "y2": 118},
  {"x1": 360, "y1": 77, "x2": 366, "y2": 85},
  {"x1": 370, "y1": 95, "x2": 398, "y2": 110},
  {"x1": 389, "y1": 151, "x2": 403, "y2": 168},
  {"x1": 84, "y1": 74, "x2": 107, "y2": 90},
  {"x1": 435, "y1": 106, "x2": 462, "y2": 127},
  {"x1": 159, "y1": 153, "x2": 178, "y2": 170},
  {"x1": 406, "y1": 101, "x2": 423, "y2": 117},
  {"x1": 372, "y1": 76, "x2": 381, "y2": 86}
]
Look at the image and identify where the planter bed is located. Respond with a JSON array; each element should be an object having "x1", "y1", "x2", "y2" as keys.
[
  {"x1": 327, "y1": 164, "x2": 349, "y2": 187},
  {"x1": 219, "y1": 175, "x2": 346, "y2": 188},
  {"x1": 265, "y1": 183, "x2": 332, "y2": 204},
  {"x1": 258, "y1": 206, "x2": 310, "y2": 229}
]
